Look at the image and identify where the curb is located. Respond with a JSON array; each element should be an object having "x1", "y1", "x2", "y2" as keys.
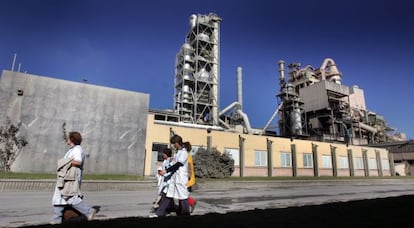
[
  {"x1": 1, "y1": 178, "x2": 411, "y2": 192},
  {"x1": 0, "y1": 179, "x2": 157, "y2": 192}
]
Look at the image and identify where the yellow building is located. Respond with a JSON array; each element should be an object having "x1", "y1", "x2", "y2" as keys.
[{"x1": 145, "y1": 111, "x2": 393, "y2": 178}]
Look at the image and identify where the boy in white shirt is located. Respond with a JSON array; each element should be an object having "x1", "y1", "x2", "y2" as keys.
[{"x1": 152, "y1": 148, "x2": 173, "y2": 212}]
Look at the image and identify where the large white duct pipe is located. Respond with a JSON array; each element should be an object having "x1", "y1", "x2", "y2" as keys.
[
  {"x1": 320, "y1": 58, "x2": 342, "y2": 83},
  {"x1": 219, "y1": 101, "x2": 241, "y2": 116},
  {"x1": 154, "y1": 119, "x2": 224, "y2": 131},
  {"x1": 237, "y1": 67, "x2": 243, "y2": 110},
  {"x1": 354, "y1": 122, "x2": 378, "y2": 133},
  {"x1": 236, "y1": 109, "x2": 252, "y2": 134}
]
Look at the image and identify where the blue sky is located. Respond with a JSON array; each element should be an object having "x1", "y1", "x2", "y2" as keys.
[{"x1": 1, "y1": 0, "x2": 413, "y2": 139}]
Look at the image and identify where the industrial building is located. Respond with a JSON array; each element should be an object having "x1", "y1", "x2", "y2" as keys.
[
  {"x1": 368, "y1": 140, "x2": 414, "y2": 176},
  {"x1": 145, "y1": 111, "x2": 392, "y2": 177},
  {"x1": 170, "y1": 13, "x2": 405, "y2": 145},
  {"x1": 267, "y1": 58, "x2": 403, "y2": 145},
  {"x1": 0, "y1": 13, "x2": 404, "y2": 176},
  {"x1": 174, "y1": 13, "x2": 221, "y2": 125},
  {"x1": 146, "y1": 13, "x2": 396, "y2": 177}
]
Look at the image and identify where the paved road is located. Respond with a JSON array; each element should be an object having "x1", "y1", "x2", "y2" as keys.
[{"x1": 1, "y1": 179, "x2": 414, "y2": 227}]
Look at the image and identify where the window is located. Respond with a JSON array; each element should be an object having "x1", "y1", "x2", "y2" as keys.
[
  {"x1": 339, "y1": 156, "x2": 349, "y2": 169},
  {"x1": 254, "y1": 150, "x2": 267, "y2": 167},
  {"x1": 355, "y1": 157, "x2": 364, "y2": 169},
  {"x1": 303, "y1": 153, "x2": 313, "y2": 168},
  {"x1": 368, "y1": 158, "x2": 377, "y2": 170},
  {"x1": 381, "y1": 159, "x2": 390, "y2": 171},
  {"x1": 322, "y1": 155, "x2": 332, "y2": 168},
  {"x1": 152, "y1": 143, "x2": 168, "y2": 162},
  {"x1": 224, "y1": 148, "x2": 240, "y2": 166},
  {"x1": 280, "y1": 152, "x2": 291, "y2": 167}
]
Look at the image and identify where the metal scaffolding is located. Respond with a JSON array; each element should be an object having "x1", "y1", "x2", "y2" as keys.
[{"x1": 174, "y1": 13, "x2": 221, "y2": 125}]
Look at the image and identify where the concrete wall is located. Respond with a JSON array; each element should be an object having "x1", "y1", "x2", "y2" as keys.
[{"x1": 0, "y1": 70, "x2": 149, "y2": 175}]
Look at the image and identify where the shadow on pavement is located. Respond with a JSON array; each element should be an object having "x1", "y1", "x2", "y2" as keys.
[{"x1": 26, "y1": 194, "x2": 414, "y2": 227}]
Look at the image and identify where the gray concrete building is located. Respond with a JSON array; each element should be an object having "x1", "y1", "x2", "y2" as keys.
[{"x1": 0, "y1": 70, "x2": 149, "y2": 175}]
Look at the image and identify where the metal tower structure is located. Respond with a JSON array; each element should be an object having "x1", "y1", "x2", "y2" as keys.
[
  {"x1": 275, "y1": 61, "x2": 306, "y2": 137},
  {"x1": 272, "y1": 58, "x2": 398, "y2": 144},
  {"x1": 174, "y1": 13, "x2": 221, "y2": 125}
]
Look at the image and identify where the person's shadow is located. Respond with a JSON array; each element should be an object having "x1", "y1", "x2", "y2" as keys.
[{"x1": 62, "y1": 205, "x2": 101, "y2": 223}]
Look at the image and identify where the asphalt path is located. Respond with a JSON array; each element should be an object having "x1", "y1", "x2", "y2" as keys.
[{"x1": 1, "y1": 179, "x2": 414, "y2": 227}]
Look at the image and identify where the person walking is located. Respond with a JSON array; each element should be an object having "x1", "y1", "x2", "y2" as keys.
[
  {"x1": 183, "y1": 141, "x2": 196, "y2": 192},
  {"x1": 151, "y1": 148, "x2": 173, "y2": 212},
  {"x1": 183, "y1": 141, "x2": 197, "y2": 213},
  {"x1": 154, "y1": 134, "x2": 190, "y2": 217},
  {"x1": 51, "y1": 131, "x2": 97, "y2": 224}
]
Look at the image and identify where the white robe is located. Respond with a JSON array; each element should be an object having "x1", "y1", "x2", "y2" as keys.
[
  {"x1": 52, "y1": 145, "x2": 85, "y2": 205},
  {"x1": 166, "y1": 147, "x2": 189, "y2": 200}
]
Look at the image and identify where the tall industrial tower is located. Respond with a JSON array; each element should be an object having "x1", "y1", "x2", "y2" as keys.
[{"x1": 174, "y1": 13, "x2": 222, "y2": 125}]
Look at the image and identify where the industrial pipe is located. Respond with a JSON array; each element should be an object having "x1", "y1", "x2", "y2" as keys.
[
  {"x1": 278, "y1": 60, "x2": 285, "y2": 83},
  {"x1": 236, "y1": 109, "x2": 252, "y2": 134},
  {"x1": 237, "y1": 67, "x2": 243, "y2": 110},
  {"x1": 219, "y1": 101, "x2": 241, "y2": 116}
]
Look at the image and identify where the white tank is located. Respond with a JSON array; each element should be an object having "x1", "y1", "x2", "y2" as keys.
[
  {"x1": 291, "y1": 108, "x2": 302, "y2": 135},
  {"x1": 197, "y1": 33, "x2": 209, "y2": 42},
  {"x1": 189, "y1": 14, "x2": 197, "y2": 29},
  {"x1": 182, "y1": 43, "x2": 192, "y2": 50},
  {"x1": 184, "y1": 55, "x2": 192, "y2": 61},
  {"x1": 198, "y1": 68, "x2": 210, "y2": 80},
  {"x1": 183, "y1": 63, "x2": 192, "y2": 70},
  {"x1": 183, "y1": 85, "x2": 190, "y2": 92},
  {"x1": 183, "y1": 74, "x2": 192, "y2": 80}
]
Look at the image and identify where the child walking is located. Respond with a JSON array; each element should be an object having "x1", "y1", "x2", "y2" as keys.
[{"x1": 151, "y1": 148, "x2": 173, "y2": 212}]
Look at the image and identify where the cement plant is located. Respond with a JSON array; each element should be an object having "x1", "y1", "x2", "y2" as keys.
[
  {"x1": 166, "y1": 13, "x2": 405, "y2": 144},
  {"x1": 1, "y1": 13, "x2": 413, "y2": 176}
]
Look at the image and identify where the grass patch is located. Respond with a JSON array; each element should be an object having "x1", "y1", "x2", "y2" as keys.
[
  {"x1": 83, "y1": 174, "x2": 146, "y2": 181},
  {"x1": 197, "y1": 175, "x2": 414, "y2": 182},
  {"x1": 0, "y1": 172, "x2": 145, "y2": 181},
  {"x1": 0, "y1": 172, "x2": 55, "y2": 179}
]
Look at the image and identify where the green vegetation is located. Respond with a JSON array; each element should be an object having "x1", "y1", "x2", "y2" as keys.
[
  {"x1": 0, "y1": 172, "x2": 55, "y2": 179},
  {"x1": 198, "y1": 175, "x2": 414, "y2": 182},
  {"x1": 83, "y1": 174, "x2": 146, "y2": 181},
  {"x1": 0, "y1": 119, "x2": 28, "y2": 172},
  {"x1": 0, "y1": 172, "x2": 145, "y2": 181}
]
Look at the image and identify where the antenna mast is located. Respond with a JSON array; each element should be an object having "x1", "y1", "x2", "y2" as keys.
[{"x1": 11, "y1": 53, "x2": 17, "y2": 71}]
